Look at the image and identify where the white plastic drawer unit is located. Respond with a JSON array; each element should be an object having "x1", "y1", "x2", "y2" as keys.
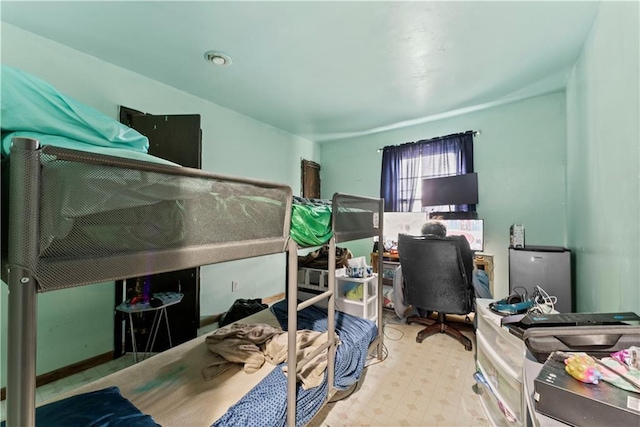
[
  {"x1": 335, "y1": 297, "x2": 377, "y2": 322},
  {"x1": 476, "y1": 331, "x2": 523, "y2": 424},
  {"x1": 335, "y1": 274, "x2": 378, "y2": 322},
  {"x1": 475, "y1": 299, "x2": 527, "y2": 377},
  {"x1": 475, "y1": 370, "x2": 517, "y2": 427}
]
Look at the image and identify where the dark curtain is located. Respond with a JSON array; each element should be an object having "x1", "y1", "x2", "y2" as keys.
[
  {"x1": 380, "y1": 131, "x2": 475, "y2": 213},
  {"x1": 420, "y1": 132, "x2": 475, "y2": 212},
  {"x1": 380, "y1": 143, "x2": 420, "y2": 212}
]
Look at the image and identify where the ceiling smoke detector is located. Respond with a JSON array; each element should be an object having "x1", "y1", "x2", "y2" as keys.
[{"x1": 204, "y1": 50, "x2": 232, "y2": 67}]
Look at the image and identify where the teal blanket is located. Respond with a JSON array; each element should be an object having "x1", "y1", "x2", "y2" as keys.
[{"x1": 1, "y1": 65, "x2": 148, "y2": 156}]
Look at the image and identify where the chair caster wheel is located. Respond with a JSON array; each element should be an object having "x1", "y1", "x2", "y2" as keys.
[
  {"x1": 465, "y1": 344, "x2": 472, "y2": 351},
  {"x1": 416, "y1": 337, "x2": 423, "y2": 343}
]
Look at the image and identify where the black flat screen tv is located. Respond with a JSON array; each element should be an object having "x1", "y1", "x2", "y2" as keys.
[{"x1": 421, "y1": 173, "x2": 478, "y2": 207}]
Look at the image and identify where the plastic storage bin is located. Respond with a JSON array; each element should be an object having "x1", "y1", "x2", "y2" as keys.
[
  {"x1": 475, "y1": 299, "x2": 526, "y2": 378},
  {"x1": 335, "y1": 275, "x2": 378, "y2": 321},
  {"x1": 475, "y1": 370, "x2": 517, "y2": 426},
  {"x1": 476, "y1": 331, "x2": 523, "y2": 423}
]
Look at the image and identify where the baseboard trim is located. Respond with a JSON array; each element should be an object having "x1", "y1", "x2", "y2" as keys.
[
  {"x1": 199, "y1": 313, "x2": 222, "y2": 328},
  {"x1": 1, "y1": 292, "x2": 288, "y2": 401},
  {"x1": 0, "y1": 351, "x2": 113, "y2": 401},
  {"x1": 262, "y1": 292, "x2": 285, "y2": 305}
]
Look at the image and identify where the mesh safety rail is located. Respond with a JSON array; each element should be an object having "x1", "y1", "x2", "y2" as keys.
[
  {"x1": 10, "y1": 146, "x2": 292, "y2": 292},
  {"x1": 332, "y1": 194, "x2": 382, "y2": 243}
]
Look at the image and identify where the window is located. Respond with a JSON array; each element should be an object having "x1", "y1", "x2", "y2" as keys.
[
  {"x1": 399, "y1": 151, "x2": 460, "y2": 212},
  {"x1": 380, "y1": 131, "x2": 475, "y2": 213}
]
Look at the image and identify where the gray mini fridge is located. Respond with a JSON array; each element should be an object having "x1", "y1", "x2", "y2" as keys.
[{"x1": 509, "y1": 246, "x2": 573, "y2": 313}]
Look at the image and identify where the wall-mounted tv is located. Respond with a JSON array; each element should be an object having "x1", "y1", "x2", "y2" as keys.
[{"x1": 421, "y1": 173, "x2": 478, "y2": 207}]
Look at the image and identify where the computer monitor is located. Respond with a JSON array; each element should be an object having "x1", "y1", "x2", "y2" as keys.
[
  {"x1": 440, "y1": 219, "x2": 484, "y2": 252},
  {"x1": 380, "y1": 212, "x2": 427, "y2": 250},
  {"x1": 421, "y1": 173, "x2": 478, "y2": 207},
  {"x1": 379, "y1": 213, "x2": 484, "y2": 252}
]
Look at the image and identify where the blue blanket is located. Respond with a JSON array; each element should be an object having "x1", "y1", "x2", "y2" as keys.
[
  {"x1": 213, "y1": 300, "x2": 377, "y2": 427},
  {"x1": 0, "y1": 387, "x2": 158, "y2": 427}
]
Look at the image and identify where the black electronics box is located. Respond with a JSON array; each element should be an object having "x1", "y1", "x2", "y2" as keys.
[{"x1": 534, "y1": 357, "x2": 640, "y2": 426}]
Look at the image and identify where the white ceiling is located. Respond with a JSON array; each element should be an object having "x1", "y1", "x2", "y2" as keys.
[{"x1": 1, "y1": 1, "x2": 600, "y2": 142}]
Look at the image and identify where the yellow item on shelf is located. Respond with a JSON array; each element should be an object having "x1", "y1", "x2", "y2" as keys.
[{"x1": 345, "y1": 283, "x2": 364, "y2": 301}]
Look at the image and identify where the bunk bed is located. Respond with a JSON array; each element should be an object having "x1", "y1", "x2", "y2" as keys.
[
  {"x1": 2, "y1": 65, "x2": 384, "y2": 427},
  {"x1": 3, "y1": 140, "x2": 384, "y2": 427}
]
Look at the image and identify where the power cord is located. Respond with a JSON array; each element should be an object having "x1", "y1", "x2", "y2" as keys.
[
  {"x1": 366, "y1": 314, "x2": 405, "y2": 365},
  {"x1": 382, "y1": 316, "x2": 405, "y2": 341},
  {"x1": 528, "y1": 285, "x2": 556, "y2": 314}
]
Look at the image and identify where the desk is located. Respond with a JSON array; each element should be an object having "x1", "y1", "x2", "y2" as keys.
[
  {"x1": 370, "y1": 252, "x2": 399, "y2": 273},
  {"x1": 116, "y1": 291, "x2": 183, "y2": 363},
  {"x1": 371, "y1": 251, "x2": 494, "y2": 290}
]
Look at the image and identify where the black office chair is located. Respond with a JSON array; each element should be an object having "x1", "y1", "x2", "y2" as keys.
[{"x1": 398, "y1": 234, "x2": 474, "y2": 351}]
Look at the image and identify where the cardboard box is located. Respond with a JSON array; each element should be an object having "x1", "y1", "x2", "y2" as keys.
[{"x1": 534, "y1": 357, "x2": 640, "y2": 426}]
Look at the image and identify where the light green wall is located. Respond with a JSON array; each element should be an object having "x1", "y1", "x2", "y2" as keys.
[
  {"x1": 321, "y1": 92, "x2": 568, "y2": 299},
  {"x1": 565, "y1": 2, "x2": 640, "y2": 312},
  {"x1": 0, "y1": 23, "x2": 319, "y2": 386}
]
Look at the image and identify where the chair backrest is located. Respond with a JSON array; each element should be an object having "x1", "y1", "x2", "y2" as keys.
[{"x1": 398, "y1": 234, "x2": 473, "y2": 315}]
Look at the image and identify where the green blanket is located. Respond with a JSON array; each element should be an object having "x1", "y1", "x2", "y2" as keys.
[{"x1": 290, "y1": 203, "x2": 333, "y2": 247}]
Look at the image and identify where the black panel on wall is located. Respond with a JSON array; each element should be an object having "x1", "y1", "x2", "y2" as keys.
[{"x1": 114, "y1": 108, "x2": 202, "y2": 356}]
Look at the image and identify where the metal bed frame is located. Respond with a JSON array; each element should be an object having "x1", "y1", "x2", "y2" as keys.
[{"x1": 5, "y1": 137, "x2": 383, "y2": 427}]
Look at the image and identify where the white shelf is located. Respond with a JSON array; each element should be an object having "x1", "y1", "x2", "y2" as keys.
[
  {"x1": 297, "y1": 268, "x2": 379, "y2": 322},
  {"x1": 335, "y1": 274, "x2": 378, "y2": 321},
  {"x1": 336, "y1": 274, "x2": 377, "y2": 283},
  {"x1": 338, "y1": 294, "x2": 377, "y2": 306}
]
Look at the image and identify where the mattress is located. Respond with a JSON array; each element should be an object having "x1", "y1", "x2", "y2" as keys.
[
  {"x1": 50, "y1": 309, "x2": 282, "y2": 427},
  {"x1": 47, "y1": 302, "x2": 377, "y2": 427}
]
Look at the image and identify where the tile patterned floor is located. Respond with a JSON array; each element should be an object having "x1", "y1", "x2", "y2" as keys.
[
  {"x1": 1, "y1": 313, "x2": 488, "y2": 426},
  {"x1": 309, "y1": 314, "x2": 488, "y2": 426}
]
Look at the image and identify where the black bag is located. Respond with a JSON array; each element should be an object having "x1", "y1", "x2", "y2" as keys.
[
  {"x1": 298, "y1": 245, "x2": 352, "y2": 269},
  {"x1": 523, "y1": 325, "x2": 640, "y2": 362},
  {"x1": 219, "y1": 298, "x2": 268, "y2": 327}
]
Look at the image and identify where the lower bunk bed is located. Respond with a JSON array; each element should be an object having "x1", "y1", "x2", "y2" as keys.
[{"x1": 29, "y1": 301, "x2": 378, "y2": 427}]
